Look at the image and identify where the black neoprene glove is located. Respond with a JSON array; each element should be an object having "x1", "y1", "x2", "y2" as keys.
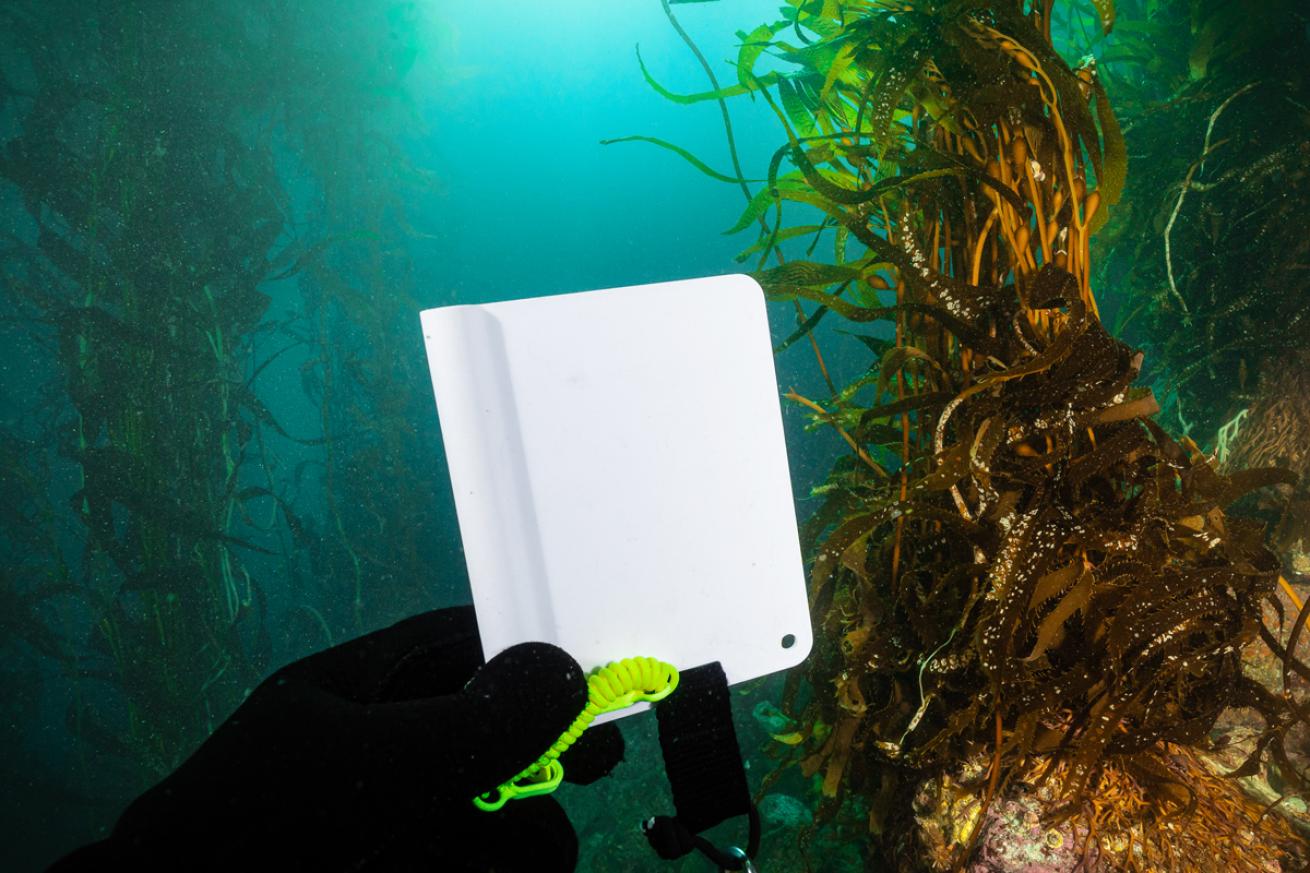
[{"x1": 48, "y1": 605, "x2": 624, "y2": 872}]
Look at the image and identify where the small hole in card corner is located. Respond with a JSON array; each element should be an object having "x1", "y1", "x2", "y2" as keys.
[{"x1": 781, "y1": 633, "x2": 796, "y2": 649}]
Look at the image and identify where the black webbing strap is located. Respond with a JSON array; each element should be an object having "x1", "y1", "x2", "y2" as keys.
[{"x1": 641, "y1": 662, "x2": 760, "y2": 870}]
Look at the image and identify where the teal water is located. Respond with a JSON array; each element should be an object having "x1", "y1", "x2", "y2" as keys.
[
  {"x1": 0, "y1": 2, "x2": 844, "y2": 869},
  {"x1": 4, "y1": 1, "x2": 1308, "y2": 871}
]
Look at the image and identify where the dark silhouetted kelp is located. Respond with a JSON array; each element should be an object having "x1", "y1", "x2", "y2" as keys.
[
  {"x1": 1093, "y1": 0, "x2": 1310, "y2": 574},
  {"x1": 0, "y1": 0, "x2": 446, "y2": 810}
]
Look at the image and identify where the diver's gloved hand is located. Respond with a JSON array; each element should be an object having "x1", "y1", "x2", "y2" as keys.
[{"x1": 49, "y1": 605, "x2": 624, "y2": 872}]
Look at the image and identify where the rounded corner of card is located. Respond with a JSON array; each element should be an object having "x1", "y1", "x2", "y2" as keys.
[{"x1": 721, "y1": 272, "x2": 765, "y2": 298}]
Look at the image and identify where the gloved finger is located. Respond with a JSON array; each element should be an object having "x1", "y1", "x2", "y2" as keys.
[
  {"x1": 278, "y1": 605, "x2": 483, "y2": 702},
  {"x1": 354, "y1": 640, "x2": 590, "y2": 802},
  {"x1": 76, "y1": 624, "x2": 591, "y2": 872},
  {"x1": 559, "y1": 722, "x2": 625, "y2": 785},
  {"x1": 97, "y1": 791, "x2": 580, "y2": 873},
  {"x1": 177, "y1": 632, "x2": 590, "y2": 809},
  {"x1": 481, "y1": 796, "x2": 579, "y2": 872},
  {"x1": 366, "y1": 795, "x2": 578, "y2": 873}
]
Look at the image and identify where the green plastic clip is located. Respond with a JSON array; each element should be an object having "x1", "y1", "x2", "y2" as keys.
[
  {"x1": 472, "y1": 656, "x2": 679, "y2": 812},
  {"x1": 474, "y1": 759, "x2": 564, "y2": 812}
]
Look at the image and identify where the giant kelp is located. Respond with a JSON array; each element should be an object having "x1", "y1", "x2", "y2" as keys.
[
  {"x1": 0, "y1": 0, "x2": 444, "y2": 827},
  {"x1": 1091, "y1": 0, "x2": 1310, "y2": 565},
  {"x1": 0, "y1": 1, "x2": 294, "y2": 780},
  {"x1": 627, "y1": 0, "x2": 1309, "y2": 868}
]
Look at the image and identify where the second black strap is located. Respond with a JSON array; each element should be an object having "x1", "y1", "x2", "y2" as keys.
[{"x1": 642, "y1": 661, "x2": 758, "y2": 868}]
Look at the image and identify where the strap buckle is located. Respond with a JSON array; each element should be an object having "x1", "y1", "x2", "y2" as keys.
[{"x1": 722, "y1": 846, "x2": 759, "y2": 873}]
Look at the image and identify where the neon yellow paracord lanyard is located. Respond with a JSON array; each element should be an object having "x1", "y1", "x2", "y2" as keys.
[{"x1": 473, "y1": 656, "x2": 679, "y2": 811}]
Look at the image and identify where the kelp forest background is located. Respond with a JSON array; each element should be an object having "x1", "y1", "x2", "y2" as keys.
[
  {"x1": 0, "y1": 2, "x2": 461, "y2": 868},
  {"x1": 3, "y1": 1, "x2": 1310, "y2": 872}
]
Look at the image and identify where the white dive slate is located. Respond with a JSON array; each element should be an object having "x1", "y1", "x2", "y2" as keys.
[{"x1": 420, "y1": 273, "x2": 811, "y2": 722}]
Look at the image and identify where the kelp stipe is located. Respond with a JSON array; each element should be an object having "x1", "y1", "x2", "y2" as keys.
[{"x1": 623, "y1": 1, "x2": 1310, "y2": 868}]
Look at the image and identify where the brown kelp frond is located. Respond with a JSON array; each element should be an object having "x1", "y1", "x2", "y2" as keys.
[
  {"x1": 792, "y1": 261, "x2": 1296, "y2": 800},
  {"x1": 914, "y1": 744, "x2": 1307, "y2": 872},
  {"x1": 633, "y1": 0, "x2": 1310, "y2": 866}
]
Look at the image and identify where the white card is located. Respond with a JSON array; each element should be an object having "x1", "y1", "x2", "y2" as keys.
[{"x1": 420, "y1": 274, "x2": 811, "y2": 721}]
